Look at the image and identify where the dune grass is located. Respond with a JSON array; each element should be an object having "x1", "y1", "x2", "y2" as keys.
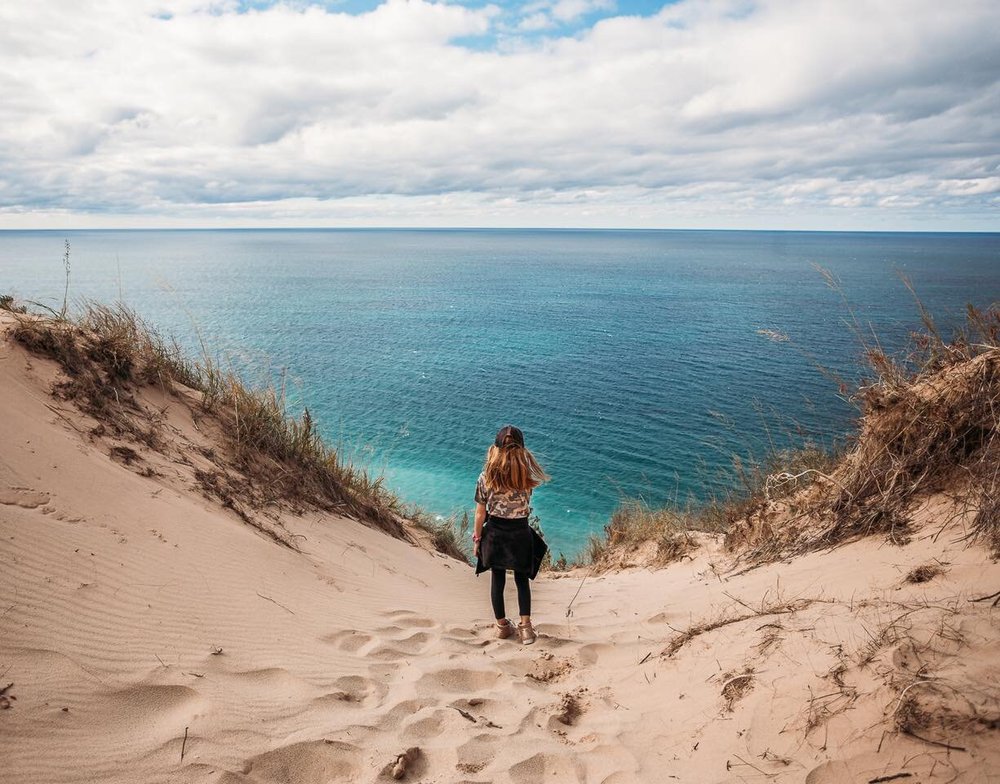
[
  {"x1": 588, "y1": 295, "x2": 1000, "y2": 567},
  {"x1": 583, "y1": 440, "x2": 841, "y2": 569},
  {"x1": 4, "y1": 298, "x2": 470, "y2": 557},
  {"x1": 819, "y1": 301, "x2": 1000, "y2": 551},
  {"x1": 585, "y1": 500, "x2": 702, "y2": 569},
  {"x1": 731, "y1": 299, "x2": 1000, "y2": 559}
]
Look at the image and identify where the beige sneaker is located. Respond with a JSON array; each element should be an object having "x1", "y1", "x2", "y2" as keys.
[
  {"x1": 518, "y1": 622, "x2": 537, "y2": 645},
  {"x1": 495, "y1": 619, "x2": 514, "y2": 639}
]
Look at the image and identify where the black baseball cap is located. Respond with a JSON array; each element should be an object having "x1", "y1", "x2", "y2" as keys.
[{"x1": 494, "y1": 424, "x2": 525, "y2": 448}]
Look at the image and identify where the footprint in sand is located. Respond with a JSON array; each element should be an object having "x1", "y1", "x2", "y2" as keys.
[
  {"x1": 445, "y1": 624, "x2": 479, "y2": 638},
  {"x1": 227, "y1": 739, "x2": 362, "y2": 784},
  {"x1": 449, "y1": 697, "x2": 519, "y2": 731},
  {"x1": 327, "y1": 626, "x2": 436, "y2": 661},
  {"x1": 228, "y1": 668, "x2": 321, "y2": 707},
  {"x1": 379, "y1": 609, "x2": 438, "y2": 629},
  {"x1": 598, "y1": 772, "x2": 645, "y2": 784},
  {"x1": 368, "y1": 644, "x2": 424, "y2": 662},
  {"x1": 391, "y1": 630, "x2": 432, "y2": 651},
  {"x1": 453, "y1": 638, "x2": 491, "y2": 650},
  {"x1": 316, "y1": 674, "x2": 388, "y2": 707},
  {"x1": 366, "y1": 629, "x2": 436, "y2": 661},
  {"x1": 578, "y1": 643, "x2": 612, "y2": 666},
  {"x1": 508, "y1": 752, "x2": 585, "y2": 784},
  {"x1": 455, "y1": 733, "x2": 501, "y2": 777},
  {"x1": 399, "y1": 705, "x2": 465, "y2": 742},
  {"x1": 534, "y1": 630, "x2": 574, "y2": 649},
  {"x1": 322, "y1": 629, "x2": 374, "y2": 653},
  {"x1": 578, "y1": 746, "x2": 643, "y2": 784},
  {"x1": 377, "y1": 698, "x2": 437, "y2": 731},
  {"x1": 0, "y1": 486, "x2": 51, "y2": 509},
  {"x1": 441, "y1": 629, "x2": 491, "y2": 650},
  {"x1": 95, "y1": 684, "x2": 207, "y2": 738},
  {"x1": 415, "y1": 668, "x2": 501, "y2": 695},
  {"x1": 377, "y1": 618, "x2": 436, "y2": 632}
]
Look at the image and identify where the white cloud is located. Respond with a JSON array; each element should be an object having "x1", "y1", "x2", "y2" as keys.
[
  {"x1": 515, "y1": 0, "x2": 615, "y2": 32},
  {"x1": 0, "y1": 0, "x2": 997, "y2": 229},
  {"x1": 517, "y1": 12, "x2": 554, "y2": 31},
  {"x1": 551, "y1": 0, "x2": 615, "y2": 23}
]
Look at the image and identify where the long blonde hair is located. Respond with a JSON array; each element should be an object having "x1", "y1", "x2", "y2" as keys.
[{"x1": 482, "y1": 429, "x2": 550, "y2": 493}]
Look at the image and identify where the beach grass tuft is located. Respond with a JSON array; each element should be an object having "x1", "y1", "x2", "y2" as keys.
[
  {"x1": 585, "y1": 500, "x2": 703, "y2": 570},
  {"x1": 586, "y1": 292, "x2": 1000, "y2": 567},
  {"x1": 727, "y1": 297, "x2": 1000, "y2": 560},
  {"x1": 405, "y1": 507, "x2": 470, "y2": 562}
]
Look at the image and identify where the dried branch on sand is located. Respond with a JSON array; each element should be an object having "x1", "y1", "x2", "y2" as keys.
[{"x1": 663, "y1": 596, "x2": 814, "y2": 657}]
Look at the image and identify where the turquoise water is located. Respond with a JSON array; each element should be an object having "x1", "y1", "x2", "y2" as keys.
[{"x1": 2, "y1": 229, "x2": 998, "y2": 556}]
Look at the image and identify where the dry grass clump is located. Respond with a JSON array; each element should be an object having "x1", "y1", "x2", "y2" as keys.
[
  {"x1": 586, "y1": 500, "x2": 702, "y2": 569},
  {"x1": 729, "y1": 301, "x2": 1000, "y2": 560},
  {"x1": 904, "y1": 563, "x2": 945, "y2": 584},
  {"x1": 820, "y1": 321, "x2": 999, "y2": 551},
  {"x1": 6, "y1": 301, "x2": 431, "y2": 547},
  {"x1": 11, "y1": 305, "x2": 189, "y2": 446},
  {"x1": 594, "y1": 439, "x2": 836, "y2": 566},
  {"x1": 1, "y1": 294, "x2": 28, "y2": 314},
  {"x1": 405, "y1": 508, "x2": 469, "y2": 562},
  {"x1": 884, "y1": 606, "x2": 1000, "y2": 753},
  {"x1": 712, "y1": 444, "x2": 838, "y2": 555},
  {"x1": 894, "y1": 685, "x2": 1000, "y2": 750},
  {"x1": 663, "y1": 594, "x2": 814, "y2": 657},
  {"x1": 709, "y1": 443, "x2": 839, "y2": 527},
  {"x1": 720, "y1": 667, "x2": 754, "y2": 712}
]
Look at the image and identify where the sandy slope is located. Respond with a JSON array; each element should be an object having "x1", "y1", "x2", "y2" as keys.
[{"x1": 1, "y1": 324, "x2": 999, "y2": 784}]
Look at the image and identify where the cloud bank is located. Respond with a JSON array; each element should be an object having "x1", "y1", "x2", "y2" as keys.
[{"x1": 1, "y1": 0, "x2": 998, "y2": 229}]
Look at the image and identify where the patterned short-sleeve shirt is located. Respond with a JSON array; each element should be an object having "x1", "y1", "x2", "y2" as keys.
[{"x1": 475, "y1": 472, "x2": 532, "y2": 519}]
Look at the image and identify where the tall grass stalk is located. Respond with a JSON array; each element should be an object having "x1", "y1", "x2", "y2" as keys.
[{"x1": 60, "y1": 239, "x2": 71, "y2": 320}]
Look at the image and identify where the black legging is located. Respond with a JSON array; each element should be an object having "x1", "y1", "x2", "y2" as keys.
[{"x1": 491, "y1": 568, "x2": 531, "y2": 619}]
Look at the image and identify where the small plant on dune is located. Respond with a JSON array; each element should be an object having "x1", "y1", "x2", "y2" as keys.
[
  {"x1": 905, "y1": 563, "x2": 945, "y2": 584},
  {"x1": 578, "y1": 434, "x2": 836, "y2": 569},
  {"x1": 588, "y1": 438, "x2": 836, "y2": 566},
  {"x1": 1, "y1": 294, "x2": 27, "y2": 314},
  {"x1": 60, "y1": 239, "x2": 71, "y2": 320},
  {"x1": 586, "y1": 499, "x2": 701, "y2": 569},
  {"x1": 720, "y1": 667, "x2": 754, "y2": 712},
  {"x1": 405, "y1": 507, "x2": 469, "y2": 563},
  {"x1": 708, "y1": 441, "x2": 840, "y2": 549},
  {"x1": 893, "y1": 679, "x2": 1000, "y2": 750}
]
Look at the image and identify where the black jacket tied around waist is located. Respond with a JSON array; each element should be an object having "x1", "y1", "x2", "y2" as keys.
[{"x1": 475, "y1": 515, "x2": 548, "y2": 579}]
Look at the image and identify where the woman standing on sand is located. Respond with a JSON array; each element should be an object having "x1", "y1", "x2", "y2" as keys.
[{"x1": 473, "y1": 425, "x2": 549, "y2": 645}]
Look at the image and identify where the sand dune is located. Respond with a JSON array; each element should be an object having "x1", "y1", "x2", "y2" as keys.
[{"x1": 1, "y1": 317, "x2": 999, "y2": 783}]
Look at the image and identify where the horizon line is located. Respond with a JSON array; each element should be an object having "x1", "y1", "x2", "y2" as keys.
[{"x1": 1, "y1": 226, "x2": 998, "y2": 235}]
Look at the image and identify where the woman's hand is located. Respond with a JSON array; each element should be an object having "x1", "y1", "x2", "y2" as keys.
[{"x1": 473, "y1": 502, "x2": 486, "y2": 560}]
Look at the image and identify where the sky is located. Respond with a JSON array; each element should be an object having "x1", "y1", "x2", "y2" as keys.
[{"x1": 1, "y1": 0, "x2": 998, "y2": 230}]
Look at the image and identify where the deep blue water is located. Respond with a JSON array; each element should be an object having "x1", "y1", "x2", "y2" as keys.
[{"x1": 2, "y1": 229, "x2": 998, "y2": 556}]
